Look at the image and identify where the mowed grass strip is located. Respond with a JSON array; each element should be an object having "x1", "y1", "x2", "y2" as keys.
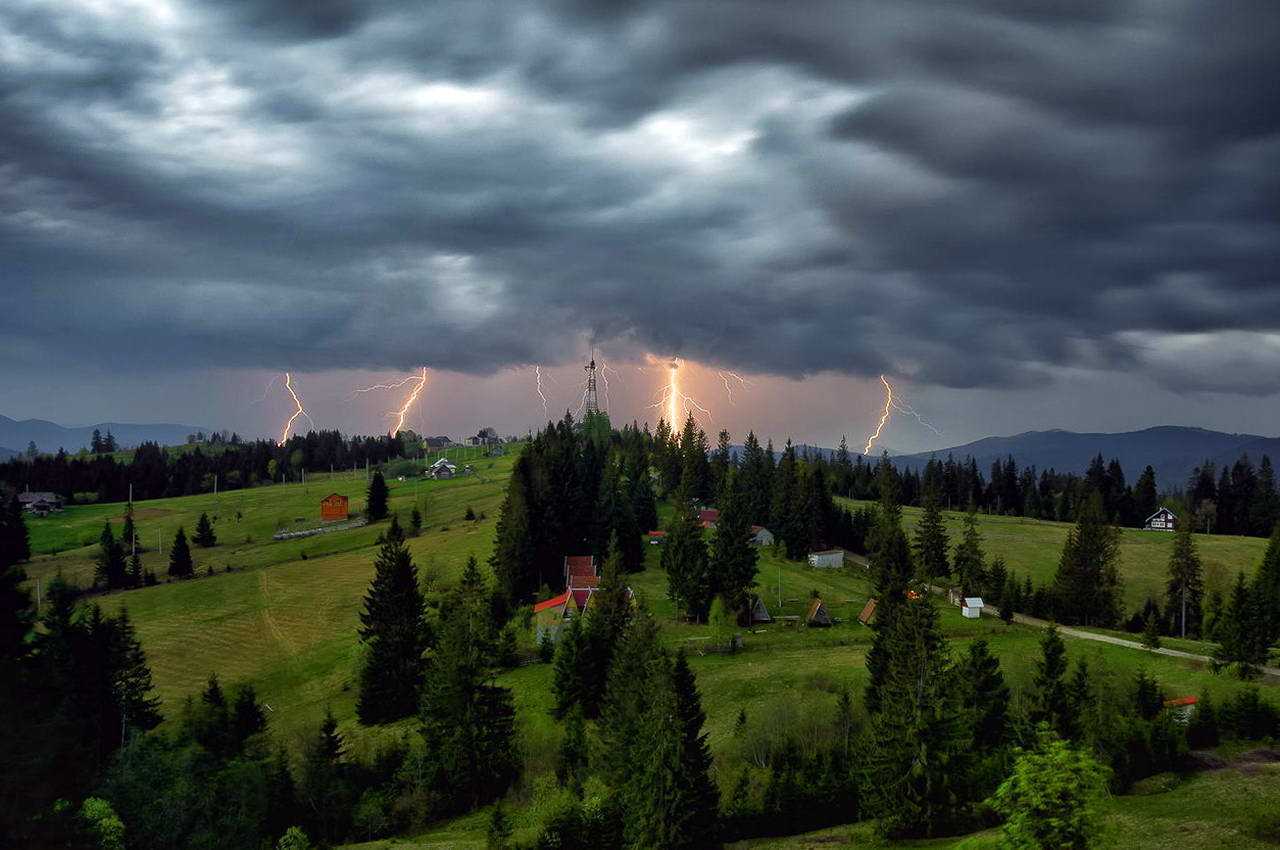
[{"x1": 840, "y1": 498, "x2": 1270, "y2": 609}]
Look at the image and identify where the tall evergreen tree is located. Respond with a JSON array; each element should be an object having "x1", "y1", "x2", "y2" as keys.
[
  {"x1": 770, "y1": 442, "x2": 804, "y2": 559},
  {"x1": 1133, "y1": 466, "x2": 1159, "y2": 524},
  {"x1": 1030, "y1": 625, "x2": 1073, "y2": 739},
  {"x1": 913, "y1": 486, "x2": 950, "y2": 580},
  {"x1": 94, "y1": 521, "x2": 127, "y2": 589},
  {"x1": 1254, "y1": 522, "x2": 1280, "y2": 644},
  {"x1": 556, "y1": 705, "x2": 588, "y2": 796},
  {"x1": 167, "y1": 526, "x2": 194, "y2": 578},
  {"x1": 1165, "y1": 523, "x2": 1205, "y2": 638},
  {"x1": 120, "y1": 503, "x2": 138, "y2": 557},
  {"x1": 489, "y1": 454, "x2": 538, "y2": 610},
  {"x1": 951, "y1": 506, "x2": 985, "y2": 596},
  {"x1": 865, "y1": 475, "x2": 914, "y2": 714},
  {"x1": 194, "y1": 511, "x2": 217, "y2": 548},
  {"x1": 356, "y1": 533, "x2": 429, "y2": 724},
  {"x1": 366, "y1": 470, "x2": 389, "y2": 521},
  {"x1": 1250, "y1": 456, "x2": 1279, "y2": 537},
  {"x1": 960, "y1": 639, "x2": 1009, "y2": 751},
  {"x1": 709, "y1": 470, "x2": 758, "y2": 623},
  {"x1": 577, "y1": 537, "x2": 633, "y2": 717},
  {"x1": 866, "y1": 591, "x2": 973, "y2": 838},
  {"x1": 1051, "y1": 494, "x2": 1123, "y2": 626},
  {"x1": 1212, "y1": 572, "x2": 1269, "y2": 679},
  {"x1": 598, "y1": 602, "x2": 664, "y2": 789},
  {"x1": 0, "y1": 494, "x2": 31, "y2": 569},
  {"x1": 663, "y1": 492, "x2": 712, "y2": 621}
]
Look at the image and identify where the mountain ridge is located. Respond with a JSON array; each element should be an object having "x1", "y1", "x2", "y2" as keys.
[{"x1": 0, "y1": 415, "x2": 212, "y2": 454}]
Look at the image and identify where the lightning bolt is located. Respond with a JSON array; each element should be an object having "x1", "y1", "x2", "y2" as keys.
[
  {"x1": 600, "y1": 360, "x2": 622, "y2": 412},
  {"x1": 280, "y1": 372, "x2": 314, "y2": 445},
  {"x1": 891, "y1": 396, "x2": 943, "y2": 438},
  {"x1": 863, "y1": 375, "x2": 893, "y2": 454},
  {"x1": 351, "y1": 368, "x2": 429, "y2": 436},
  {"x1": 533, "y1": 365, "x2": 549, "y2": 419},
  {"x1": 647, "y1": 357, "x2": 712, "y2": 426},
  {"x1": 250, "y1": 374, "x2": 280, "y2": 405},
  {"x1": 388, "y1": 367, "x2": 428, "y2": 436},
  {"x1": 717, "y1": 370, "x2": 751, "y2": 405}
]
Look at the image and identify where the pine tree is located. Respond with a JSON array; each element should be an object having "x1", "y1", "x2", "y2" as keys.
[
  {"x1": 1030, "y1": 625, "x2": 1073, "y2": 739},
  {"x1": 951, "y1": 506, "x2": 985, "y2": 596},
  {"x1": 1254, "y1": 522, "x2": 1280, "y2": 644},
  {"x1": 356, "y1": 533, "x2": 429, "y2": 724},
  {"x1": 167, "y1": 526, "x2": 194, "y2": 578},
  {"x1": 556, "y1": 705, "x2": 588, "y2": 796},
  {"x1": 867, "y1": 591, "x2": 973, "y2": 838},
  {"x1": 579, "y1": 535, "x2": 633, "y2": 717},
  {"x1": 663, "y1": 492, "x2": 712, "y2": 621},
  {"x1": 0, "y1": 493, "x2": 32, "y2": 569},
  {"x1": 770, "y1": 442, "x2": 804, "y2": 559},
  {"x1": 489, "y1": 455, "x2": 538, "y2": 610},
  {"x1": 598, "y1": 603, "x2": 664, "y2": 789},
  {"x1": 960, "y1": 640, "x2": 1009, "y2": 751},
  {"x1": 913, "y1": 486, "x2": 950, "y2": 580},
  {"x1": 194, "y1": 511, "x2": 217, "y2": 548},
  {"x1": 120, "y1": 503, "x2": 138, "y2": 557},
  {"x1": 410, "y1": 505, "x2": 423, "y2": 537},
  {"x1": 865, "y1": 482, "x2": 914, "y2": 714},
  {"x1": 1165, "y1": 523, "x2": 1204, "y2": 638},
  {"x1": 383, "y1": 513, "x2": 405, "y2": 545},
  {"x1": 1052, "y1": 494, "x2": 1123, "y2": 626},
  {"x1": 1134, "y1": 466, "x2": 1159, "y2": 524},
  {"x1": 1212, "y1": 572, "x2": 1269, "y2": 679},
  {"x1": 300, "y1": 709, "x2": 351, "y2": 846},
  {"x1": 1187, "y1": 691, "x2": 1220, "y2": 749},
  {"x1": 670, "y1": 650, "x2": 720, "y2": 847},
  {"x1": 366, "y1": 470, "x2": 389, "y2": 521},
  {"x1": 1142, "y1": 611, "x2": 1162, "y2": 650},
  {"x1": 109, "y1": 607, "x2": 163, "y2": 733},
  {"x1": 552, "y1": 617, "x2": 588, "y2": 718},
  {"x1": 94, "y1": 520, "x2": 127, "y2": 589},
  {"x1": 487, "y1": 803, "x2": 513, "y2": 850},
  {"x1": 709, "y1": 470, "x2": 758, "y2": 623}
]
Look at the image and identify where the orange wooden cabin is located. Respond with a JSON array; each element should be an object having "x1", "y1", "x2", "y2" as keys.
[{"x1": 320, "y1": 493, "x2": 349, "y2": 522}]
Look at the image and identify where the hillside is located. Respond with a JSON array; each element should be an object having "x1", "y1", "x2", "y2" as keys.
[
  {"x1": 891, "y1": 425, "x2": 1280, "y2": 490},
  {"x1": 18, "y1": 448, "x2": 1280, "y2": 848},
  {"x1": 0, "y1": 413, "x2": 211, "y2": 453}
]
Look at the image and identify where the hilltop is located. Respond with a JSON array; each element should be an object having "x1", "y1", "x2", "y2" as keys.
[{"x1": 0, "y1": 414, "x2": 212, "y2": 454}]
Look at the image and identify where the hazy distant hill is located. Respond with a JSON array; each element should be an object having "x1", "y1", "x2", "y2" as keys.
[
  {"x1": 891, "y1": 426, "x2": 1280, "y2": 491},
  {"x1": 0, "y1": 446, "x2": 17, "y2": 460},
  {"x1": 0, "y1": 415, "x2": 211, "y2": 454}
]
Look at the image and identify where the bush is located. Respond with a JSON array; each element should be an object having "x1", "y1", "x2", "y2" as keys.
[{"x1": 990, "y1": 728, "x2": 1109, "y2": 850}]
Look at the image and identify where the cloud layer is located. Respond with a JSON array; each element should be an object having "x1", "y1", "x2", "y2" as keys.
[{"x1": 3, "y1": 0, "x2": 1278, "y2": 393}]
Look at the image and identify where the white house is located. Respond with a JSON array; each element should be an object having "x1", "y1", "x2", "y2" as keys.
[
  {"x1": 750, "y1": 526, "x2": 775, "y2": 546},
  {"x1": 1144, "y1": 507, "x2": 1176, "y2": 531},
  {"x1": 427, "y1": 457, "x2": 457, "y2": 479},
  {"x1": 962, "y1": 597, "x2": 984, "y2": 619},
  {"x1": 807, "y1": 549, "x2": 845, "y2": 569}
]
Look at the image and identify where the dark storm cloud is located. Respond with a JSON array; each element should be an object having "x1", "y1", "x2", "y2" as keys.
[{"x1": 3, "y1": 0, "x2": 1279, "y2": 392}]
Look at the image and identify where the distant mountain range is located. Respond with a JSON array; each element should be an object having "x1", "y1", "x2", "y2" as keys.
[
  {"x1": 0, "y1": 415, "x2": 211, "y2": 454},
  {"x1": 889, "y1": 426, "x2": 1280, "y2": 491}
]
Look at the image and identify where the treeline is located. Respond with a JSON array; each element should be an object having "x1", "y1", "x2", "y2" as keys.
[
  {"x1": 817, "y1": 440, "x2": 1280, "y2": 538},
  {"x1": 0, "y1": 430, "x2": 417, "y2": 503}
]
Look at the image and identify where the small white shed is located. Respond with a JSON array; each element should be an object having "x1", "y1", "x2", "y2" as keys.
[
  {"x1": 808, "y1": 549, "x2": 845, "y2": 569},
  {"x1": 962, "y1": 597, "x2": 984, "y2": 619}
]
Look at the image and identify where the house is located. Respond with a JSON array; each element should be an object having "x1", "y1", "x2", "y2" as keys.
[
  {"x1": 748, "y1": 595, "x2": 772, "y2": 624},
  {"x1": 564, "y1": 555, "x2": 599, "y2": 610},
  {"x1": 750, "y1": 526, "x2": 775, "y2": 546},
  {"x1": 18, "y1": 491, "x2": 64, "y2": 514},
  {"x1": 857, "y1": 598, "x2": 878, "y2": 626},
  {"x1": 1144, "y1": 507, "x2": 1176, "y2": 531},
  {"x1": 646, "y1": 530, "x2": 667, "y2": 545},
  {"x1": 427, "y1": 457, "x2": 457, "y2": 479},
  {"x1": 466, "y1": 427, "x2": 502, "y2": 447},
  {"x1": 424, "y1": 436, "x2": 452, "y2": 450},
  {"x1": 533, "y1": 591, "x2": 579, "y2": 643},
  {"x1": 807, "y1": 549, "x2": 845, "y2": 569},
  {"x1": 698, "y1": 508, "x2": 720, "y2": 530},
  {"x1": 806, "y1": 597, "x2": 832, "y2": 627},
  {"x1": 962, "y1": 597, "x2": 984, "y2": 619},
  {"x1": 319, "y1": 493, "x2": 349, "y2": 522}
]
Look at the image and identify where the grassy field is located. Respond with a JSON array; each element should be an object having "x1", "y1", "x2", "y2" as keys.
[
  {"x1": 21, "y1": 452, "x2": 1280, "y2": 848},
  {"x1": 841, "y1": 498, "x2": 1270, "y2": 611}
]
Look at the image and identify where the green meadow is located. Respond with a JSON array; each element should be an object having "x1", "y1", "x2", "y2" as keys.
[{"x1": 20, "y1": 449, "x2": 1280, "y2": 848}]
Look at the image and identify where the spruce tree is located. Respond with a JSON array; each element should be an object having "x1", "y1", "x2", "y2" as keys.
[
  {"x1": 951, "y1": 506, "x2": 985, "y2": 596},
  {"x1": 865, "y1": 481, "x2": 914, "y2": 714},
  {"x1": 1052, "y1": 494, "x2": 1123, "y2": 626},
  {"x1": 356, "y1": 532, "x2": 429, "y2": 724},
  {"x1": 94, "y1": 520, "x2": 127, "y2": 589},
  {"x1": 167, "y1": 526, "x2": 194, "y2": 578},
  {"x1": 913, "y1": 486, "x2": 950, "y2": 580},
  {"x1": 709, "y1": 470, "x2": 758, "y2": 622},
  {"x1": 866, "y1": 590, "x2": 973, "y2": 838},
  {"x1": 1212, "y1": 572, "x2": 1269, "y2": 679},
  {"x1": 552, "y1": 615, "x2": 589, "y2": 719},
  {"x1": 662, "y1": 492, "x2": 712, "y2": 621},
  {"x1": 489, "y1": 455, "x2": 538, "y2": 610},
  {"x1": 126, "y1": 551, "x2": 143, "y2": 589},
  {"x1": 556, "y1": 705, "x2": 588, "y2": 796},
  {"x1": 120, "y1": 503, "x2": 138, "y2": 557},
  {"x1": 598, "y1": 602, "x2": 664, "y2": 789},
  {"x1": 770, "y1": 442, "x2": 804, "y2": 559},
  {"x1": 1254, "y1": 522, "x2": 1280, "y2": 644},
  {"x1": 1142, "y1": 611, "x2": 1162, "y2": 650},
  {"x1": 1165, "y1": 523, "x2": 1204, "y2": 638},
  {"x1": 410, "y1": 505, "x2": 423, "y2": 537},
  {"x1": 1030, "y1": 625, "x2": 1073, "y2": 739},
  {"x1": 960, "y1": 640, "x2": 1009, "y2": 751},
  {"x1": 194, "y1": 511, "x2": 217, "y2": 548},
  {"x1": 0, "y1": 526, "x2": 32, "y2": 666},
  {"x1": 366, "y1": 470, "x2": 389, "y2": 521},
  {"x1": 0, "y1": 493, "x2": 32, "y2": 568},
  {"x1": 579, "y1": 535, "x2": 633, "y2": 717}
]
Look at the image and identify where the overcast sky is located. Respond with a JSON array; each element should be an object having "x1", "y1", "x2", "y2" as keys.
[{"x1": 2, "y1": 1, "x2": 1277, "y2": 451}]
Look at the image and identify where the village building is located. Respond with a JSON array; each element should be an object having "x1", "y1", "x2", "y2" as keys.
[
  {"x1": 748, "y1": 595, "x2": 772, "y2": 624},
  {"x1": 533, "y1": 591, "x2": 579, "y2": 643},
  {"x1": 1144, "y1": 507, "x2": 1176, "y2": 531},
  {"x1": 18, "y1": 491, "x2": 64, "y2": 515},
  {"x1": 962, "y1": 597, "x2": 984, "y2": 619},
  {"x1": 427, "y1": 457, "x2": 457, "y2": 479},
  {"x1": 564, "y1": 554, "x2": 599, "y2": 611},
  {"x1": 806, "y1": 597, "x2": 832, "y2": 627},
  {"x1": 646, "y1": 530, "x2": 666, "y2": 545},
  {"x1": 319, "y1": 493, "x2": 349, "y2": 522},
  {"x1": 465, "y1": 427, "x2": 502, "y2": 447},
  {"x1": 698, "y1": 508, "x2": 720, "y2": 530},
  {"x1": 750, "y1": 526, "x2": 775, "y2": 546},
  {"x1": 807, "y1": 549, "x2": 845, "y2": 569},
  {"x1": 535, "y1": 555, "x2": 635, "y2": 642},
  {"x1": 423, "y1": 436, "x2": 452, "y2": 450}
]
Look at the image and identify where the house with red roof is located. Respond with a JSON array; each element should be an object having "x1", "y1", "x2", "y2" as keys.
[
  {"x1": 533, "y1": 591, "x2": 579, "y2": 643},
  {"x1": 698, "y1": 508, "x2": 720, "y2": 529}
]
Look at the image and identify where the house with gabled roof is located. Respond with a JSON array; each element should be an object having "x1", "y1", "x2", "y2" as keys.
[
  {"x1": 533, "y1": 591, "x2": 579, "y2": 643},
  {"x1": 806, "y1": 597, "x2": 832, "y2": 627},
  {"x1": 1144, "y1": 507, "x2": 1176, "y2": 531},
  {"x1": 698, "y1": 508, "x2": 720, "y2": 529}
]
